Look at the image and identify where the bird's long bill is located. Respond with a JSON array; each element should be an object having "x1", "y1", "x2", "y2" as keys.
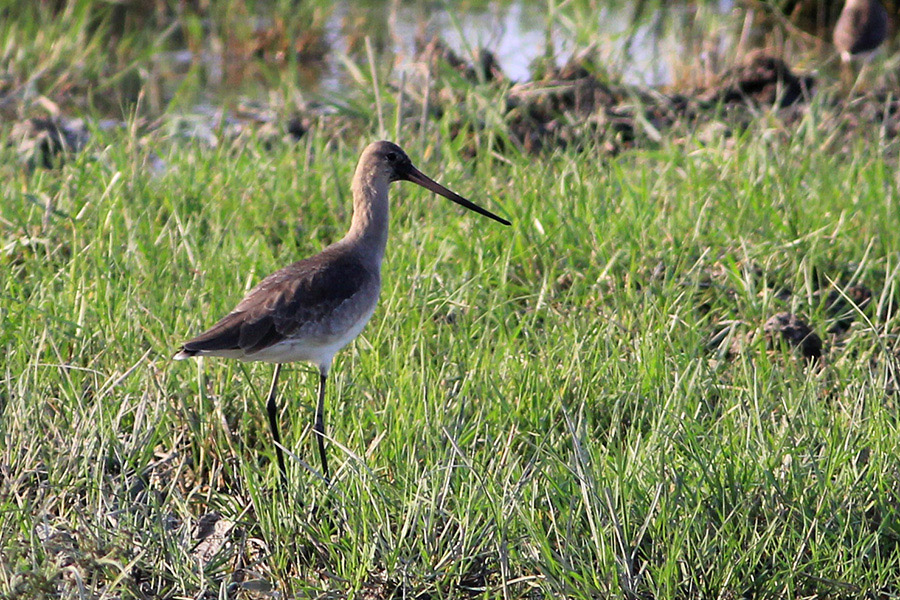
[{"x1": 404, "y1": 166, "x2": 510, "y2": 226}]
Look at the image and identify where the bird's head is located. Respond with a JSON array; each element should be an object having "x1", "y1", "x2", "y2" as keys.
[
  {"x1": 358, "y1": 140, "x2": 414, "y2": 183},
  {"x1": 356, "y1": 140, "x2": 510, "y2": 226}
]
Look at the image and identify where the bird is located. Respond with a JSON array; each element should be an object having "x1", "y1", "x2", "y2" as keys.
[
  {"x1": 174, "y1": 141, "x2": 510, "y2": 485},
  {"x1": 833, "y1": 0, "x2": 889, "y2": 64}
]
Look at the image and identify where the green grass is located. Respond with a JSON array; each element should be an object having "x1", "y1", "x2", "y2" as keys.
[
  {"x1": 4, "y1": 1, "x2": 900, "y2": 597},
  {"x1": 3, "y1": 96, "x2": 900, "y2": 598}
]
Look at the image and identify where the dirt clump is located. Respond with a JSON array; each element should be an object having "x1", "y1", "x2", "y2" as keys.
[
  {"x1": 764, "y1": 312, "x2": 823, "y2": 359},
  {"x1": 11, "y1": 117, "x2": 89, "y2": 168},
  {"x1": 417, "y1": 40, "x2": 819, "y2": 156},
  {"x1": 697, "y1": 50, "x2": 815, "y2": 108}
]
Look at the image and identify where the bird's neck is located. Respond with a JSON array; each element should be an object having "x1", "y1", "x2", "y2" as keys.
[{"x1": 345, "y1": 170, "x2": 390, "y2": 269}]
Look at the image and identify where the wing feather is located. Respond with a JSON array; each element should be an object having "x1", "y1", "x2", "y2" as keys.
[{"x1": 177, "y1": 248, "x2": 373, "y2": 358}]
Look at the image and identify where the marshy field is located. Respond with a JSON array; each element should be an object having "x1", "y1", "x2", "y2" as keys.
[{"x1": 3, "y1": 0, "x2": 900, "y2": 598}]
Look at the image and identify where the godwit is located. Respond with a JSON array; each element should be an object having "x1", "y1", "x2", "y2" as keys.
[
  {"x1": 833, "y1": 0, "x2": 889, "y2": 63},
  {"x1": 174, "y1": 141, "x2": 509, "y2": 483}
]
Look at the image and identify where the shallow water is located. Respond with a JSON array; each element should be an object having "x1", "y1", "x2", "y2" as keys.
[
  {"x1": 145, "y1": 0, "x2": 738, "y2": 116},
  {"x1": 379, "y1": 0, "x2": 735, "y2": 86}
]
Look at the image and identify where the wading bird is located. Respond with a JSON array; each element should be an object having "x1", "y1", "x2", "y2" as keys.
[
  {"x1": 174, "y1": 141, "x2": 509, "y2": 484},
  {"x1": 833, "y1": 0, "x2": 889, "y2": 64}
]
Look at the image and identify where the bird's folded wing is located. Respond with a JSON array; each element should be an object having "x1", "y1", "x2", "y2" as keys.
[{"x1": 179, "y1": 254, "x2": 372, "y2": 356}]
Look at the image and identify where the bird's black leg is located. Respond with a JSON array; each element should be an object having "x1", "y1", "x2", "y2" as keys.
[
  {"x1": 265, "y1": 363, "x2": 288, "y2": 487},
  {"x1": 315, "y1": 370, "x2": 329, "y2": 481}
]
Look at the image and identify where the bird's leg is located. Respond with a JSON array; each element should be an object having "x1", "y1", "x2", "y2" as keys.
[
  {"x1": 315, "y1": 369, "x2": 329, "y2": 481},
  {"x1": 265, "y1": 363, "x2": 288, "y2": 487}
]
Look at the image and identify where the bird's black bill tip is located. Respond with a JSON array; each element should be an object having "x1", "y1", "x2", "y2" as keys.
[{"x1": 404, "y1": 166, "x2": 511, "y2": 226}]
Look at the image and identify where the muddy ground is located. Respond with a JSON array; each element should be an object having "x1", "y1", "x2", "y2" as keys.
[{"x1": 9, "y1": 34, "x2": 900, "y2": 165}]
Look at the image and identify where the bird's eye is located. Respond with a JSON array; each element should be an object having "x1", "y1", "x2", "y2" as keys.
[{"x1": 386, "y1": 152, "x2": 398, "y2": 162}]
